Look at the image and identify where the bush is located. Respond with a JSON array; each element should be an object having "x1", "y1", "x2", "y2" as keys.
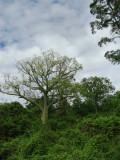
[
  {"x1": 21, "y1": 126, "x2": 58, "y2": 159},
  {"x1": 0, "y1": 102, "x2": 29, "y2": 139},
  {"x1": 0, "y1": 138, "x2": 20, "y2": 160},
  {"x1": 79, "y1": 115, "x2": 120, "y2": 137}
]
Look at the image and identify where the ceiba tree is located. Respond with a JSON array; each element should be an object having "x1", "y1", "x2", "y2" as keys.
[
  {"x1": 90, "y1": 0, "x2": 120, "y2": 64},
  {"x1": 0, "y1": 50, "x2": 82, "y2": 124},
  {"x1": 80, "y1": 76, "x2": 115, "y2": 113}
]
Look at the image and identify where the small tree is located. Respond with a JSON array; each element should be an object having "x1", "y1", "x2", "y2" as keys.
[
  {"x1": 0, "y1": 50, "x2": 82, "y2": 124},
  {"x1": 80, "y1": 76, "x2": 115, "y2": 113},
  {"x1": 90, "y1": 0, "x2": 120, "y2": 64}
]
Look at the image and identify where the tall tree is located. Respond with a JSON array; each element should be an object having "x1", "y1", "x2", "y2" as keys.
[
  {"x1": 80, "y1": 76, "x2": 115, "y2": 113},
  {"x1": 0, "y1": 50, "x2": 82, "y2": 124},
  {"x1": 90, "y1": 0, "x2": 120, "y2": 64}
]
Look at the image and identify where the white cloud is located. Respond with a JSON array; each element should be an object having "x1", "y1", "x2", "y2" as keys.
[{"x1": 0, "y1": 0, "x2": 120, "y2": 103}]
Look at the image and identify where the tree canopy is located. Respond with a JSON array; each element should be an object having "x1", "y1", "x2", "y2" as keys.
[
  {"x1": 90, "y1": 0, "x2": 120, "y2": 64},
  {"x1": 0, "y1": 50, "x2": 82, "y2": 124},
  {"x1": 79, "y1": 76, "x2": 115, "y2": 113}
]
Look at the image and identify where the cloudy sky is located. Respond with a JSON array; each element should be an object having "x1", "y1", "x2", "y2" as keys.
[{"x1": 0, "y1": 0, "x2": 120, "y2": 103}]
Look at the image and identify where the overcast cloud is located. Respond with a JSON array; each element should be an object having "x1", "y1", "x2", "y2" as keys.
[{"x1": 0, "y1": 0, "x2": 120, "y2": 103}]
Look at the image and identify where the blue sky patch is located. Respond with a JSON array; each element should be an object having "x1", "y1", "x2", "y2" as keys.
[
  {"x1": 0, "y1": 42, "x2": 7, "y2": 48},
  {"x1": 52, "y1": 0, "x2": 64, "y2": 4},
  {"x1": 12, "y1": 39, "x2": 19, "y2": 43},
  {"x1": 30, "y1": 0, "x2": 39, "y2": 3},
  {"x1": 53, "y1": 0, "x2": 59, "y2": 3}
]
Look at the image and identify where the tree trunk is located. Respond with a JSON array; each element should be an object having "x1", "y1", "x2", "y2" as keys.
[
  {"x1": 41, "y1": 106, "x2": 48, "y2": 124},
  {"x1": 41, "y1": 94, "x2": 48, "y2": 124}
]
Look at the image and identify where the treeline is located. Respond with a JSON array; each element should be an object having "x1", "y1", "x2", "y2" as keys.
[
  {"x1": 0, "y1": 50, "x2": 118, "y2": 125},
  {"x1": 0, "y1": 50, "x2": 120, "y2": 159},
  {"x1": 0, "y1": 80, "x2": 120, "y2": 159}
]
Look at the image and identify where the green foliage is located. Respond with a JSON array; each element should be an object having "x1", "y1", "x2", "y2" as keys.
[
  {"x1": 105, "y1": 49, "x2": 120, "y2": 64},
  {"x1": 90, "y1": 0, "x2": 120, "y2": 64},
  {"x1": 0, "y1": 85, "x2": 119, "y2": 160},
  {"x1": 0, "y1": 50, "x2": 83, "y2": 124},
  {"x1": 79, "y1": 76, "x2": 115, "y2": 113},
  {"x1": 18, "y1": 126, "x2": 59, "y2": 159},
  {"x1": 0, "y1": 138, "x2": 21, "y2": 160},
  {"x1": 72, "y1": 135, "x2": 118, "y2": 160},
  {"x1": 90, "y1": 0, "x2": 120, "y2": 34},
  {"x1": 0, "y1": 102, "x2": 29, "y2": 139},
  {"x1": 80, "y1": 115, "x2": 120, "y2": 137},
  {"x1": 73, "y1": 98, "x2": 95, "y2": 116}
]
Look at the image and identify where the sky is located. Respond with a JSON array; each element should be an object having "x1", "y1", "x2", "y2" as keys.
[{"x1": 0, "y1": 0, "x2": 120, "y2": 103}]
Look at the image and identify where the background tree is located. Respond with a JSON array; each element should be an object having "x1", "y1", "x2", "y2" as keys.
[
  {"x1": 90, "y1": 0, "x2": 120, "y2": 64},
  {"x1": 0, "y1": 50, "x2": 82, "y2": 124},
  {"x1": 79, "y1": 76, "x2": 115, "y2": 113}
]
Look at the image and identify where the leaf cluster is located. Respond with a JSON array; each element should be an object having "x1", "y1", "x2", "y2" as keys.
[{"x1": 90, "y1": 0, "x2": 120, "y2": 64}]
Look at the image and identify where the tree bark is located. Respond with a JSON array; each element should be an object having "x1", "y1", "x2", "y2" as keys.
[
  {"x1": 41, "y1": 94, "x2": 48, "y2": 124},
  {"x1": 41, "y1": 106, "x2": 48, "y2": 124}
]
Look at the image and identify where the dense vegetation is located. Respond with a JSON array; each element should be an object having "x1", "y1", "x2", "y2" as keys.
[
  {"x1": 0, "y1": 84, "x2": 120, "y2": 160},
  {"x1": 0, "y1": 51, "x2": 120, "y2": 160},
  {"x1": 0, "y1": 1, "x2": 120, "y2": 159}
]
